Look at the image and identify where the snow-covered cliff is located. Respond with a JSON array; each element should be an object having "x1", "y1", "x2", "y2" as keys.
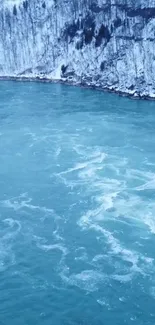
[{"x1": 1, "y1": 0, "x2": 155, "y2": 97}]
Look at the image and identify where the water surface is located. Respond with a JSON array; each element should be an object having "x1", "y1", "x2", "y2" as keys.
[{"x1": 0, "y1": 82, "x2": 155, "y2": 325}]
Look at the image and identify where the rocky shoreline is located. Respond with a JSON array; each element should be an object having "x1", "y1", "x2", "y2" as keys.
[{"x1": 0, "y1": 75, "x2": 155, "y2": 101}]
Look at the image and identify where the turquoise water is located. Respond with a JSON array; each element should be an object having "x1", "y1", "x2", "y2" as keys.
[{"x1": 0, "y1": 81, "x2": 155, "y2": 325}]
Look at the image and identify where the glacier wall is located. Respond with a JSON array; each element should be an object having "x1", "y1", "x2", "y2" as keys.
[{"x1": 1, "y1": 0, "x2": 155, "y2": 96}]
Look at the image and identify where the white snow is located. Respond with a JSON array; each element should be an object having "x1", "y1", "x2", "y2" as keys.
[{"x1": 0, "y1": 0, "x2": 154, "y2": 97}]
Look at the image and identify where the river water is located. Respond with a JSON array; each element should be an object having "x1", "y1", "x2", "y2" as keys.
[{"x1": 0, "y1": 81, "x2": 155, "y2": 325}]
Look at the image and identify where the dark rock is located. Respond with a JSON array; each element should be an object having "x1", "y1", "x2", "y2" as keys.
[
  {"x1": 94, "y1": 74, "x2": 101, "y2": 81},
  {"x1": 90, "y1": 2, "x2": 103, "y2": 13},
  {"x1": 100, "y1": 62, "x2": 105, "y2": 71},
  {"x1": 128, "y1": 84, "x2": 135, "y2": 90},
  {"x1": 13, "y1": 5, "x2": 17, "y2": 16},
  {"x1": 64, "y1": 71, "x2": 75, "y2": 78},
  {"x1": 5, "y1": 10, "x2": 11, "y2": 28},
  {"x1": 23, "y1": 0, "x2": 29, "y2": 11},
  {"x1": 75, "y1": 39, "x2": 83, "y2": 50},
  {"x1": 83, "y1": 15, "x2": 95, "y2": 44},
  {"x1": 42, "y1": 2, "x2": 46, "y2": 9},
  {"x1": 61, "y1": 65, "x2": 75, "y2": 78},
  {"x1": 114, "y1": 18, "x2": 122, "y2": 28},
  {"x1": 63, "y1": 20, "x2": 80, "y2": 41},
  {"x1": 61, "y1": 64, "x2": 68, "y2": 75},
  {"x1": 95, "y1": 24, "x2": 111, "y2": 47},
  {"x1": 111, "y1": 24, "x2": 114, "y2": 33},
  {"x1": 127, "y1": 7, "x2": 155, "y2": 21}
]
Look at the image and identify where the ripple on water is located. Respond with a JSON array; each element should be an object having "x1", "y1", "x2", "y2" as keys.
[
  {"x1": 61, "y1": 269, "x2": 106, "y2": 292},
  {"x1": 0, "y1": 218, "x2": 21, "y2": 271}
]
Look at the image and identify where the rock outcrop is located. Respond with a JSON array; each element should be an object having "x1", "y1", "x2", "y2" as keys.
[{"x1": 1, "y1": 0, "x2": 155, "y2": 97}]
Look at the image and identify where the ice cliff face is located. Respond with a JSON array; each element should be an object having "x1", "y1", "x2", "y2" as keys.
[{"x1": 1, "y1": 0, "x2": 155, "y2": 97}]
